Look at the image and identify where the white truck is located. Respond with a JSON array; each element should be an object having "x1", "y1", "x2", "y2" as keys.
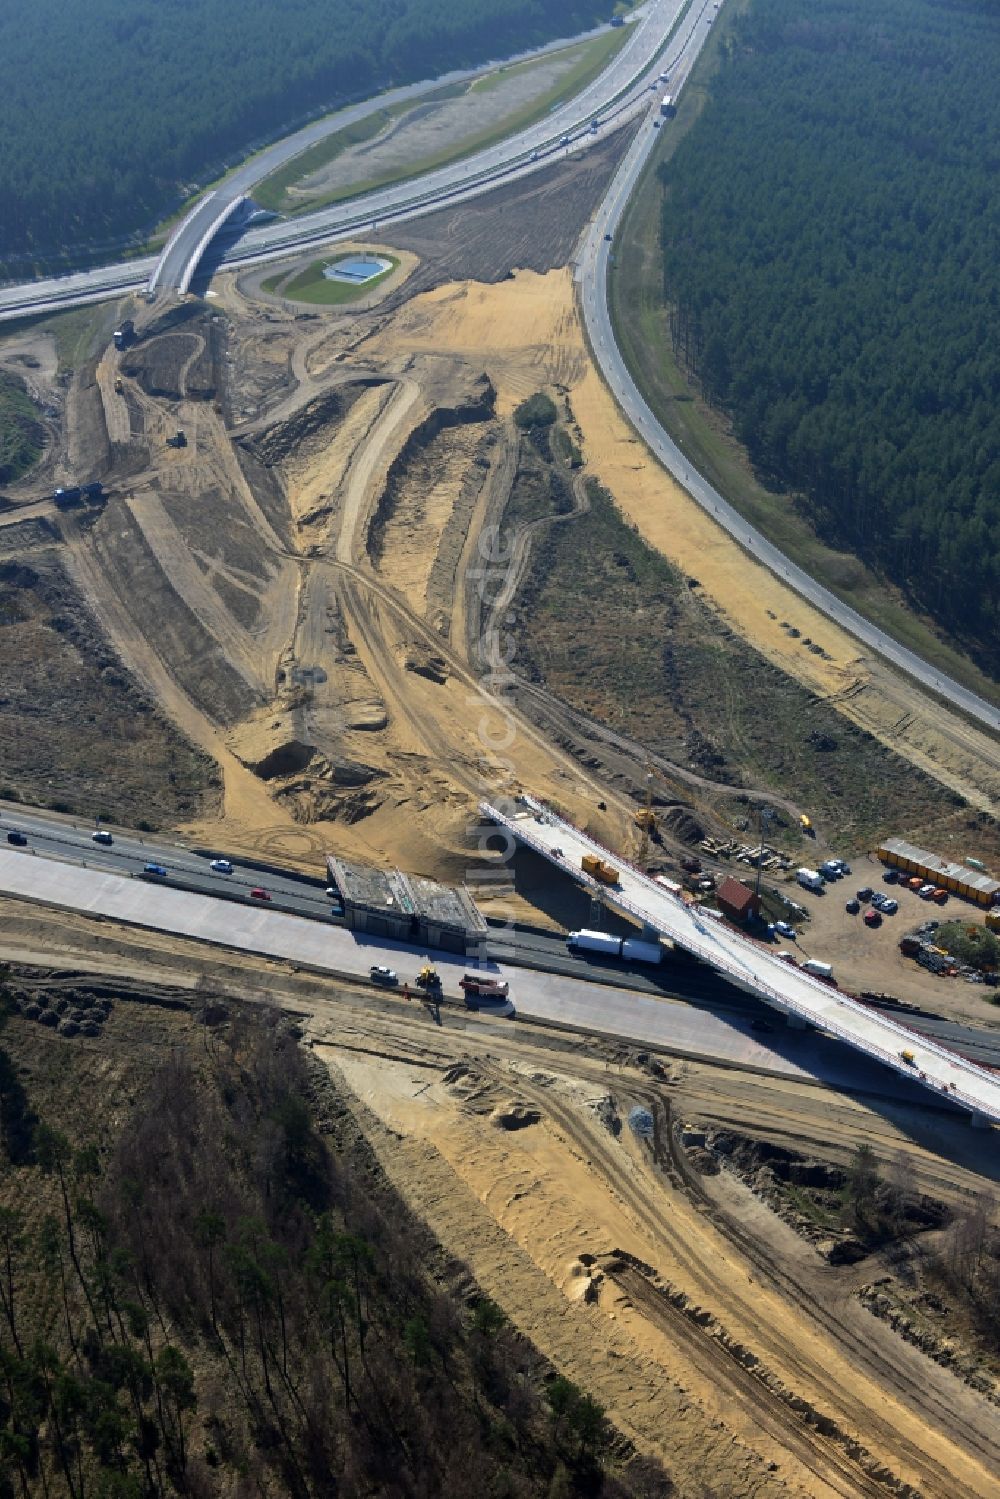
[
  {"x1": 796, "y1": 868, "x2": 825, "y2": 893},
  {"x1": 567, "y1": 930, "x2": 663, "y2": 964},
  {"x1": 660, "y1": 94, "x2": 676, "y2": 118},
  {"x1": 802, "y1": 959, "x2": 834, "y2": 980}
]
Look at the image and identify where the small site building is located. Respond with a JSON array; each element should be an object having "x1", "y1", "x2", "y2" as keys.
[
  {"x1": 716, "y1": 875, "x2": 760, "y2": 925},
  {"x1": 878, "y1": 838, "x2": 1000, "y2": 909},
  {"x1": 326, "y1": 857, "x2": 488, "y2": 953}
]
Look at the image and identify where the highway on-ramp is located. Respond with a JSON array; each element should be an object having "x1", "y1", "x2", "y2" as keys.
[
  {"x1": 574, "y1": 3, "x2": 1000, "y2": 737},
  {"x1": 0, "y1": 0, "x2": 687, "y2": 318}
]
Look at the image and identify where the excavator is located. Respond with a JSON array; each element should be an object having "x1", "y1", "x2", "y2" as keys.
[{"x1": 416, "y1": 961, "x2": 442, "y2": 993}]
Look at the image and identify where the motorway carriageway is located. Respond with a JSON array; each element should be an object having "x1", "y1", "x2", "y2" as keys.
[
  {"x1": 0, "y1": 0, "x2": 684, "y2": 318},
  {"x1": 0, "y1": 842, "x2": 969, "y2": 1116},
  {"x1": 6, "y1": 798, "x2": 1000, "y2": 1073},
  {"x1": 481, "y1": 796, "x2": 1000, "y2": 1125},
  {"x1": 574, "y1": 0, "x2": 1000, "y2": 738}
]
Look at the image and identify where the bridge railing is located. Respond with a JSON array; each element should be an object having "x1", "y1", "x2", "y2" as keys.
[{"x1": 480, "y1": 798, "x2": 1000, "y2": 1123}]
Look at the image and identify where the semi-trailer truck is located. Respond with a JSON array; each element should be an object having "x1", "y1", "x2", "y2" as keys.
[
  {"x1": 660, "y1": 95, "x2": 676, "y2": 118},
  {"x1": 567, "y1": 930, "x2": 662, "y2": 964}
]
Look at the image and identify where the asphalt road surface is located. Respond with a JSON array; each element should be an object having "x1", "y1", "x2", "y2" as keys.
[
  {"x1": 0, "y1": 0, "x2": 684, "y2": 318},
  {"x1": 4, "y1": 799, "x2": 1000, "y2": 1072},
  {"x1": 574, "y1": 7, "x2": 1000, "y2": 737},
  {"x1": 0, "y1": 841, "x2": 974, "y2": 1122}
]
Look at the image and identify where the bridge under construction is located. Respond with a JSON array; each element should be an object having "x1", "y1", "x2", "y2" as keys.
[{"x1": 481, "y1": 795, "x2": 1000, "y2": 1127}]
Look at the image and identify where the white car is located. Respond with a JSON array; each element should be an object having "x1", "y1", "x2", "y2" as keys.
[
  {"x1": 210, "y1": 858, "x2": 233, "y2": 874},
  {"x1": 369, "y1": 965, "x2": 398, "y2": 986},
  {"x1": 773, "y1": 920, "x2": 797, "y2": 940}
]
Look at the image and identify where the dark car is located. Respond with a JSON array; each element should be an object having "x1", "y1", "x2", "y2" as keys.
[
  {"x1": 845, "y1": 899, "x2": 861, "y2": 914},
  {"x1": 882, "y1": 869, "x2": 899, "y2": 884},
  {"x1": 142, "y1": 862, "x2": 167, "y2": 878},
  {"x1": 6, "y1": 830, "x2": 27, "y2": 846},
  {"x1": 857, "y1": 886, "x2": 873, "y2": 902}
]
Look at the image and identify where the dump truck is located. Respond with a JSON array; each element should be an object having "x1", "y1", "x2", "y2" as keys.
[{"x1": 582, "y1": 853, "x2": 619, "y2": 886}]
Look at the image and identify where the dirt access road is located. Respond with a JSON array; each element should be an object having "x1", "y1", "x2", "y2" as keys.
[{"x1": 3, "y1": 898, "x2": 1000, "y2": 1498}]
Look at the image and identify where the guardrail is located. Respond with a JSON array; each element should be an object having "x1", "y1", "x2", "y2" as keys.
[{"x1": 481, "y1": 797, "x2": 1000, "y2": 1123}]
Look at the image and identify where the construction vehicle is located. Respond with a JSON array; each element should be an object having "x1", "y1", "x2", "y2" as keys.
[
  {"x1": 799, "y1": 814, "x2": 814, "y2": 835},
  {"x1": 459, "y1": 974, "x2": 509, "y2": 998},
  {"x1": 114, "y1": 376, "x2": 124, "y2": 394},
  {"x1": 416, "y1": 962, "x2": 442, "y2": 992},
  {"x1": 582, "y1": 853, "x2": 619, "y2": 886},
  {"x1": 166, "y1": 429, "x2": 187, "y2": 449},
  {"x1": 567, "y1": 930, "x2": 662, "y2": 964},
  {"x1": 900, "y1": 1049, "x2": 916, "y2": 1066}
]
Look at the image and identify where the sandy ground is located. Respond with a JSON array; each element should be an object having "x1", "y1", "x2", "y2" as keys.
[
  {"x1": 4, "y1": 896, "x2": 1000, "y2": 1498},
  {"x1": 366, "y1": 267, "x2": 1000, "y2": 817}
]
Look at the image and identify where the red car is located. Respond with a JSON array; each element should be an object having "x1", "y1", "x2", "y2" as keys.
[
  {"x1": 250, "y1": 887, "x2": 271, "y2": 901},
  {"x1": 864, "y1": 909, "x2": 882, "y2": 927}
]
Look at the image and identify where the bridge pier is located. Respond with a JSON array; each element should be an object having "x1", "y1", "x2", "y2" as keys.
[
  {"x1": 785, "y1": 1012, "x2": 808, "y2": 1030},
  {"x1": 969, "y1": 1111, "x2": 993, "y2": 1130}
]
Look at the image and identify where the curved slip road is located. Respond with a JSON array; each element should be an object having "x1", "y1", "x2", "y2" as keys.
[
  {"x1": 0, "y1": 0, "x2": 685, "y2": 318},
  {"x1": 575, "y1": 1, "x2": 1000, "y2": 736}
]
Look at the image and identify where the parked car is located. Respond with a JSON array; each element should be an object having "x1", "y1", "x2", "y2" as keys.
[
  {"x1": 249, "y1": 887, "x2": 271, "y2": 901},
  {"x1": 932, "y1": 888, "x2": 949, "y2": 904},
  {"x1": 210, "y1": 858, "x2": 233, "y2": 874},
  {"x1": 773, "y1": 920, "x2": 796, "y2": 939},
  {"x1": 881, "y1": 898, "x2": 899, "y2": 914},
  {"x1": 369, "y1": 965, "x2": 398, "y2": 985},
  {"x1": 918, "y1": 884, "x2": 937, "y2": 900},
  {"x1": 864, "y1": 909, "x2": 882, "y2": 927},
  {"x1": 91, "y1": 829, "x2": 113, "y2": 845},
  {"x1": 907, "y1": 876, "x2": 925, "y2": 891},
  {"x1": 857, "y1": 887, "x2": 873, "y2": 902},
  {"x1": 882, "y1": 869, "x2": 899, "y2": 883},
  {"x1": 6, "y1": 830, "x2": 27, "y2": 846},
  {"x1": 846, "y1": 899, "x2": 861, "y2": 914}
]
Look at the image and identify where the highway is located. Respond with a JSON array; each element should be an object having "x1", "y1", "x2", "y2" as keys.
[
  {"x1": 0, "y1": 0, "x2": 686, "y2": 318},
  {"x1": 483, "y1": 795, "x2": 1000, "y2": 1125},
  {"x1": 573, "y1": 5, "x2": 1000, "y2": 737},
  {"x1": 1, "y1": 0, "x2": 996, "y2": 740},
  {"x1": 0, "y1": 801, "x2": 339, "y2": 916},
  {"x1": 6, "y1": 798, "x2": 1000, "y2": 1073},
  {"x1": 0, "y1": 840, "x2": 978, "y2": 1116}
]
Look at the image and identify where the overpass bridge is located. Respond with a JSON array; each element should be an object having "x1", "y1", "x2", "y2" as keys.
[
  {"x1": 481, "y1": 794, "x2": 1000, "y2": 1126},
  {"x1": 149, "y1": 192, "x2": 250, "y2": 296}
]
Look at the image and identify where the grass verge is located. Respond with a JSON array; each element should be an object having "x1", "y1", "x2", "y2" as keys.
[
  {"x1": 264, "y1": 253, "x2": 399, "y2": 305},
  {"x1": 607, "y1": 0, "x2": 1000, "y2": 709},
  {"x1": 258, "y1": 25, "x2": 633, "y2": 218}
]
